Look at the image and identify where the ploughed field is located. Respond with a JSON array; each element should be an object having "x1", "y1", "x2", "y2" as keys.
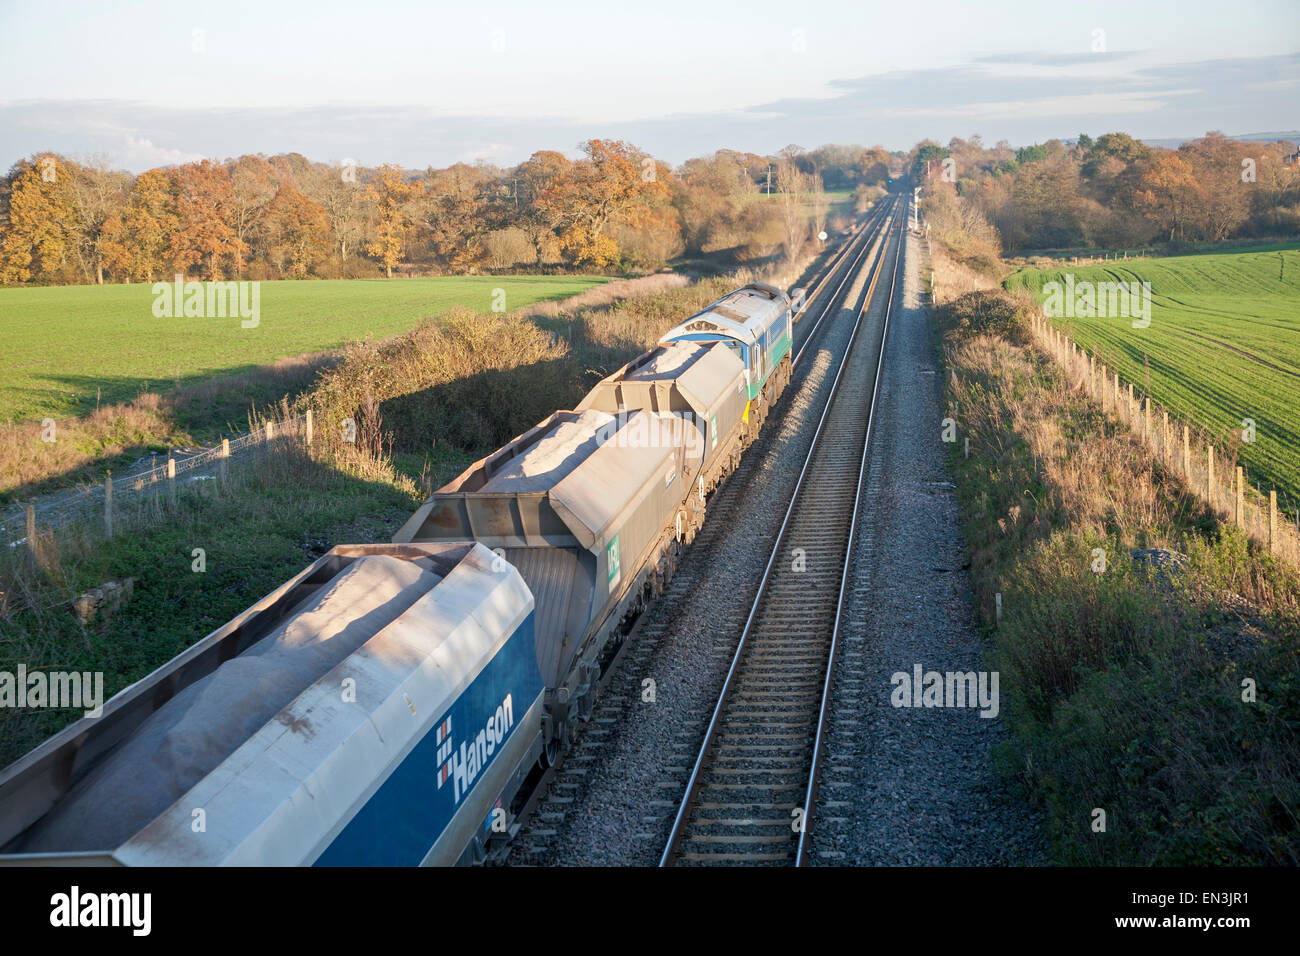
[
  {"x1": 1006, "y1": 243, "x2": 1300, "y2": 511},
  {"x1": 0, "y1": 275, "x2": 608, "y2": 423}
]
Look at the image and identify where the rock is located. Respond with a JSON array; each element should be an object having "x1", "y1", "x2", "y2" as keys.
[
  {"x1": 73, "y1": 578, "x2": 135, "y2": 623},
  {"x1": 1128, "y1": 548, "x2": 1188, "y2": 573}
]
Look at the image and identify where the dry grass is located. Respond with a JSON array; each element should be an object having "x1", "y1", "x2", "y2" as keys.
[
  {"x1": 0, "y1": 400, "x2": 177, "y2": 502},
  {"x1": 304, "y1": 307, "x2": 577, "y2": 458},
  {"x1": 938, "y1": 289, "x2": 1300, "y2": 865},
  {"x1": 523, "y1": 272, "x2": 692, "y2": 317},
  {"x1": 927, "y1": 239, "x2": 1002, "y2": 305},
  {"x1": 0, "y1": 352, "x2": 339, "y2": 505}
]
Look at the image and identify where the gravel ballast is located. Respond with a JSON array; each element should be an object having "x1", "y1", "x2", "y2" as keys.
[{"x1": 807, "y1": 228, "x2": 1046, "y2": 865}]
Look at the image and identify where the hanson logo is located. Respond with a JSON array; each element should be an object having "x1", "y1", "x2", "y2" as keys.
[{"x1": 436, "y1": 694, "x2": 516, "y2": 803}]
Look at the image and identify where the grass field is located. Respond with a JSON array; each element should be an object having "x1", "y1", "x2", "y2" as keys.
[
  {"x1": 1005, "y1": 243, "x2": 1300, "y2": 511},
  {"x1": 0, "y1": 275, "x2": 609, "y2": 424}
]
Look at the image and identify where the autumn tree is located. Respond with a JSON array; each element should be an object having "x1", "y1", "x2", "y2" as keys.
[
  {"x1": 1179, "y1": 133, "x2": 1253, "y2": 240},
  {"x1": 912, "y1": 142, "x2": 950, "y2": 181},
  {"x1": 998, "y1": 159, "x2": 1086, "y2": 249},
  {"x1": 304, "y1": 162, "x2": 369, "y2": 276},
  {"x1": 265, "y1": 183, "x2": 330, "y2": 277},
  {"x1": 673, "y1": 151, "x2": 760, "y2": 253},
  {"x1": 168, "y1": 159, "x2": 244, "y2": 279},
  {"x1": 1134, "y1": 153, "x2": 1205, "y2": 241},
  {"x1": 1081, "y1": 132, "x2": 1152, "y2": 177},
  {"x1": 365, "y1": 164, "x2": 422, "y2": 278},
  {"x1": 0, "y1": 155, "x2": 77, "y2": 283},
  {"x1": 65, "y1": 158, "x2": 130, "y2": 284},
  {"x1": 419, "y1": 162, "x2": 498, "y2": 271},
  {"x1": 227, "y1": 155, "x2": 279, "y2": 274},
  {"x1": 101, "y1": 169, "x2": 178, "y2": 281},
  {"x1": 513, "y1": 151, "x2": 573, "y2": 263},
  {"x1": 535, "y1": 140, "x2": 668, "y2": 268}
]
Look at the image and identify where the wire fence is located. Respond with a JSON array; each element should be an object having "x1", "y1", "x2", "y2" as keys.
[
  {"x1": 3, "y1": 410, "x2": 315, "y2": 550},
  {"x1": 1030, "y1": 314, "x2": 1300, "y2": 567}
]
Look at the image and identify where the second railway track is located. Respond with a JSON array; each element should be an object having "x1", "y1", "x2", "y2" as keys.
[{"x1": 660, "y1": 201, "x2": 906, "y2": 866}]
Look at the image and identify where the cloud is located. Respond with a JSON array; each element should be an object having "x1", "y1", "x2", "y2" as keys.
[
  {"x1": 0, "y1": 53, "x2": 1294, "y2": 171},
  {"x1": 119, "y1": 136, "x2": 205, "y2": 169},
  {"x1": 973, "y1": 50, "x2": 1147, "y2": 66}
]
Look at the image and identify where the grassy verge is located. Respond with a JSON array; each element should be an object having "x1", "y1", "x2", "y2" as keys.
[
  {"x1": 937, "y1": 289, "x2": 1300, "y2": 865},
  {"x1": 309, "y1": 267, "x2": 792, "y2": 465}
]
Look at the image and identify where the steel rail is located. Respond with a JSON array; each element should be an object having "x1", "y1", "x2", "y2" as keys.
[
  {"x1": 659, "y1": 198, "x2": 903, "y2": 867},
  {"x1": 794, "y1": 200, "x2": 906, "y2": 866},
  {"x1": 792, "y1": 198, "x2": 894, "y2": 368}
]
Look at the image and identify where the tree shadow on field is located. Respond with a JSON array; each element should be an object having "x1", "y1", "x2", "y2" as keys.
[{"x1": 20, "y1": 354, "x2": 337, "y2": 434}]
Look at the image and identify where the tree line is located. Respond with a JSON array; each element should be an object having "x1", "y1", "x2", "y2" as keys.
[
  {"x1": 0, "y1": 141, "x2": 896, "y2": 285},
  {"x1": 912, "y1": 131, "x2": 1300, "y2": 261}
]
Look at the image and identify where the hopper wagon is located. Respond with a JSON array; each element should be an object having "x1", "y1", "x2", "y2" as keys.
[
  {"x1": 393, "y1": 409, "x2": 697, "y2": 754},
  {"x1": 396, "y1": 282, "x2": 796, "y2": 756},
  {"x1": 0, "y1": 543, "x2": 542, "y2": 866}
]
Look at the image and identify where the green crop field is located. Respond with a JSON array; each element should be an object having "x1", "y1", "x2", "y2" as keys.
[
  {"x1": 0, "y1": 275, "x2": 608, "y2": 424},
  {"x1": 1005, "y1": 243, "x2": 1300, "y2": 511}
]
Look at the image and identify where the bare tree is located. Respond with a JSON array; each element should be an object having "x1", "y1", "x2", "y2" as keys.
[
  {"x1": 69, "y1": 156, "x2": 129, "y2": 284},
  {"x1": 810, "y1": 169, "x2": 830, "y2": 242},
  {"x1": 304, "y1": 163, "x2": 369, "y2": 277},
  {"x1": 776, "y1": 157, "x2": 809, "y2": 262},
  {"x1": 228, "y1": 156, "x2": 277, "y2": 276}
]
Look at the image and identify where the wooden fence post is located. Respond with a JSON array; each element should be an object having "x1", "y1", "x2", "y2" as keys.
[
  {"x1": 1182, "y1": 424, "x2": 1190, "y2": 477},
  {"x1": 167, "y1": 456, "x2": 176, "y2": 505},
  {"x1": 220, "y1": 438, "x2": 230, "y2": 487},
  {"x1": 1270, "y1": 491, "x2": 1278, "y2": 555},
  {"x1": 1234, "y1": 467, "x2": 1243, "y2": 529},
  {"x1": 105, "y1": 470, "x2": 113, "y2": 540},
  {"x1": 25, "y1": 504, "x2": 36, "y2": 566},
  {"x1": 305, "y1": 408, "x2": 314, "y2": 447},
  {"x1": 265, "y1": 421, "x2": 274, "y2": 443},
  {"x1": 1206, "y1": 445, "x2": 1214, "y2": 507}
]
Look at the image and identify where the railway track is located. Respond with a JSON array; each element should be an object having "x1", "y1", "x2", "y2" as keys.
[
  {"x1": 659, "y1": 202, "x2": 905, "y2": 867},
  {"x1": 792, "y1": 200, "x2": 893, "y2": 361},
  {"x1": 505, "y1": 196, "x2": 901, "y2": 864}
]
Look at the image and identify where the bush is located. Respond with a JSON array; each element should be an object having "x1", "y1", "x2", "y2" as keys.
[
  {"x1": 305, "y1": 307, "x2": 578, "y2": 457},
  {"x1": 938, "y1": 289, "x2": 1031, "y2": 343}
]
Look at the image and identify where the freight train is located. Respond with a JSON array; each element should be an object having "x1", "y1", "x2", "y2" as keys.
[{"x1": 0, "y1": 281, "x2": 800, "y2": 866}]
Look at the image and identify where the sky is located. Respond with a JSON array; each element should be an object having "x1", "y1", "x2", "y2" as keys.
[{"x1": 0, "y1": 0, "x2": 1297, "y2": 172}]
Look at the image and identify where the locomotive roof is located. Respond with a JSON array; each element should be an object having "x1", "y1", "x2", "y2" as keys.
[{"x1": 659, "y1": 282, "x2": 790, "y2": 346}]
